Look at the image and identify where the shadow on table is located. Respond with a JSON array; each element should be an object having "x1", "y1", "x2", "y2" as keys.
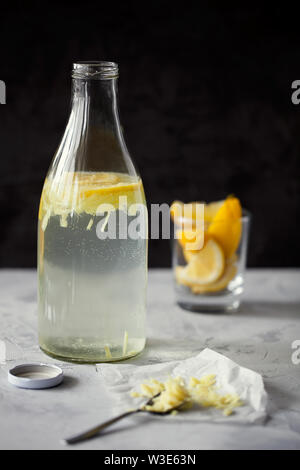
[
  {"x1": 57, "y1": 375, "x2": 79, "y2": 390},
  {"x1": 239, "y1": 301, "x2": 300, "y2": 319}
]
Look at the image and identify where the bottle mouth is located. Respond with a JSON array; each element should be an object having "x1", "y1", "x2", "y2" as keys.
[{"x1": 72, "y1": 61, "x2": 119, "y2": 80}]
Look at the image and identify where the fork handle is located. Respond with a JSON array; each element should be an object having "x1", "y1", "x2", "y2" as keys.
[{"x1": 63, "y1": 409, "x2": 139, "y2": 445}]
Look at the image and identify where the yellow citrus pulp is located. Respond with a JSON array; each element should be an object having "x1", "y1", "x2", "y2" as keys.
[
  {"x1": 131, "y1": 374, "x2": 243, "y2": 416},
  {"x1": 171, "y1": 196, "x2": 242, "y2": 293},
  {"x1": 39, "y1": 171, "x2": 145, "y2": 231}
]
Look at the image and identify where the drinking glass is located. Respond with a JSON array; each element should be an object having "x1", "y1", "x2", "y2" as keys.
[{"x1": 172, "y1": 211, "x2": 251, "y2": 313}]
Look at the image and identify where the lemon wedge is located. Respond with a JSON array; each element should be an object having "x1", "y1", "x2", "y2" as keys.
[
  {"x1": 175, "y1": 238, "x2": 225, "y2": 285},
  {"x1": 204, "y1": 200, "x2": 225, "y2": 223},
  {"x1": 171, "y1": 200, "x2": 218, "y2": 225},
  {"x1": 189, "y1": 261, "x2": 237, "y2": 294},
  {"x1": 208, "y1": 196, "x2": 242, "y2": 258}
]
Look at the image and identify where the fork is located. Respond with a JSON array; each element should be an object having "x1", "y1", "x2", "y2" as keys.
[{"x1": 62, "y1": 394, "x2": 182, "y2": 445}]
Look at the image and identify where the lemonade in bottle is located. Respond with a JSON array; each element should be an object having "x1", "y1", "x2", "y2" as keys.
[{"x1": 38, "y1": 62, "x2": 147, "y2": 362}]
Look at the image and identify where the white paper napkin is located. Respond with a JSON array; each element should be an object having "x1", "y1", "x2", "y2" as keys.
[{"x1": 97, "y1": 348, "x2": 268, "y2": 424}]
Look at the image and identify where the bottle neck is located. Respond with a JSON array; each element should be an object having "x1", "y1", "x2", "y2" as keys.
[
  {"x1": 51, "y1": 62, "x2": 136, "y2": 175},
  {"x1": 71, "y1": 78, "x2": 121, "y2": 133}
]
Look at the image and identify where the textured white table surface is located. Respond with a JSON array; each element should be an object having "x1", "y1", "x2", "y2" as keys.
[{"x1": 0, "y1": 268, "x2": 300, "y2": 450}]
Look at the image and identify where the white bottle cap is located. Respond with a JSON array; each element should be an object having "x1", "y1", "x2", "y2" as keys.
[{"x1": 8, "y1": 363, "x2": 63, "y2": 389}]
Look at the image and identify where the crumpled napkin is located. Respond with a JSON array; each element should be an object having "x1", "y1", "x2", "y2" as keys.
[{"x1": 98, "y1": 348, "x2": 268, "y2": 424}]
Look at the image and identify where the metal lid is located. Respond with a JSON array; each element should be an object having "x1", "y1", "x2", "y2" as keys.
[{"x1": 8, "y1": 363, "x2": 64, "y2": 389}]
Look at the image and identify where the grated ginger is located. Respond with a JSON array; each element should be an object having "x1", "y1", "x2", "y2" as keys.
[
  {"x1": 86, "y1": 218, "x2": 94, "y2": 230},
  {"x1": 131, "y1": 374, "x2": 243, "y2": 416},
  {"x1": 104, "y1": 345, "x2": 112, "y2": 359},
  {"x1": 122, "y1": 330, "x2": 128, "y2": 356}
]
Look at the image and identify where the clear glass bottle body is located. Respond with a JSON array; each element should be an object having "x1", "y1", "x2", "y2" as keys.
[{"x1": 38, "y1": 62, "x2": 147, "y2": 362}]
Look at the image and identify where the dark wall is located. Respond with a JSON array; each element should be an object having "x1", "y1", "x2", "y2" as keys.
[{"x1": 0, "y1": 3, "x2": 299, "y2": 268}]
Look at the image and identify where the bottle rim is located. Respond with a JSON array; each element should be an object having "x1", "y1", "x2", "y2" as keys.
[{"x1": 72, "y1": 61, "x2": 119, "y2": 80}]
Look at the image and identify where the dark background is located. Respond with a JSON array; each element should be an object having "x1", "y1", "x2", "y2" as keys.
[{"x1": 0, "y1": 2, "x2": 299, "y2": 268}]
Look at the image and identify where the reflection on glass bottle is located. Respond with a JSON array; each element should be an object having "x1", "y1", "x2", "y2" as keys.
[{"x1": 38, "y1": 62, "x2": 147, "y2": 362}]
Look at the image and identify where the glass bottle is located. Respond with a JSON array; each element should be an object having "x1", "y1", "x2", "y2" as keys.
[{"x1": 38, "y1": 62, "x2": 147, "y2": 362}]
